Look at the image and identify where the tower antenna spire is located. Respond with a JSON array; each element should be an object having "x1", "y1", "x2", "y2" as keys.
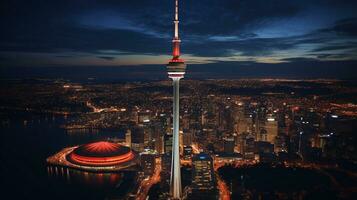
[
  {"x1": 174, "y1": 0, "x2": 179, "y2": 39},
  {"x1": 172, "y1": 0, "x2": 182, "y2": 60}
]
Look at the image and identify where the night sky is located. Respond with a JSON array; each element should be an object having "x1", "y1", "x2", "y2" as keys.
[{"x1": 1, "y1": 0, "x2": 357, "y2": 80}]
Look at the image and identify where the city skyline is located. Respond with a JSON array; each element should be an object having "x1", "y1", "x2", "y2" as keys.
[
  {"x1": 2, "y1": 78, "x2": 357, "y2": 199},
  {"x1": 1, "y1": 1, "x2": 357, "y2": 200}
]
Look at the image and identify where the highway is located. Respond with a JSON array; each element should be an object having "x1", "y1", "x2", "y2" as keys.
[
  {"x1": 216, "y1": 172, "x2": 231, "y2": 200},
  {"x1": 136, "y1": 157, "x2": 162, "y2": 200}
]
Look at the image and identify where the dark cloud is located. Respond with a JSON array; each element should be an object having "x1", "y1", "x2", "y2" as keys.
[
  {"x1": 320, "y1": 18, "x2": 357, "y2": 36},
  {"x1": 183, "y1": 36, "x2": 297, "y2": 57},
  {"x1": 281, "y1": 57, "x2": 319, "y2": 62},
  {"x1": 179, "y1": 0, "x2": 302, "y2": 36},
  {"x1": 312, "y1": 43, "x2": 357, "y2": 52},
  {"x1": 97, "y1": 56, "x2": 116, "y2": 60},
  {"x1": 0, "y1": 25, "x2": 168, "y2": 55},
  {"x1": 187, "y1": 60, "x2": 357, "y2": 80},
  {"x1": 0, "y1": 0, "x2": 357, "y2": 79}
]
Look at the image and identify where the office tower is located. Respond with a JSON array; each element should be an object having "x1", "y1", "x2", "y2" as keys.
[
  {"x1": 131, "y1": 126, "x2": 145, "y2": 152},
  {"x1": 239, "y1": 133, "x2": 255, "y2": 159},
  {"x1": 189, "y1": 153, "x2": 218, "y2": 199},
  {"x1": 183, "y1": 129, "x2": 193, "y2": 146},
  {"x1": 140, "y1": 153, "x2": 156, "y2": 176},
  {"x1": 164, "y1": 133, "x2": 173, "y2": 154},
  {"x1": 223, "y1": 137, "x2": 235, "y2": 154},
  {"x1": 125, "y1": 129, "x2": 131, "y2": 147},
  {"x1": 138, "y1": 110, "x2": 151, "y2": 124},
  {"x1": 183, "y1": 146, "x2": 193, "y2": 159},
  {"x1": 265, "y1": 117, "x2": 278, "y2": 144}
]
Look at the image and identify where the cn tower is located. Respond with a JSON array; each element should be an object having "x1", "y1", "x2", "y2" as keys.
[{"x1": 167, "y1": 0, "x2": 186, "y2": 199}]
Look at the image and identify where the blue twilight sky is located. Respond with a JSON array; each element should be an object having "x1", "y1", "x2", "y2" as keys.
[{"x1": 0, "y1": 0, "x2": 357, "y2": 79}]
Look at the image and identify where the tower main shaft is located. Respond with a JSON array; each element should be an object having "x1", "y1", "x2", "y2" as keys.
[{"x1": 171, "y1": 77, "x2": 181, "y2": 199}]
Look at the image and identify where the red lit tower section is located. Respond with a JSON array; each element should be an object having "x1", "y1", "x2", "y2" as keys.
[{"x1": 167, "y1": 0, "x2": 186, "y2": 79}]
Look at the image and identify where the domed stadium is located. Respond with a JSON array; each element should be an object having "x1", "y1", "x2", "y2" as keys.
[{"x1": 67, "y1": 141, "x2": 136, "y2": 167}]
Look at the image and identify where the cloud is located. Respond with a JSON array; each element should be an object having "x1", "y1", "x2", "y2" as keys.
[
  {"x1": 312, "y1": 43, "x2": 357, "y2": 52},
  {"x1": 281, "y1": 57, "x2": 319, "y2": 62},
  {"x1": 76, "y1": 10, "x2": 169, "y2": 38},
  {"x1": 97, "y1": 56, "x2": 116, "y2": 60},
  {"x1": 320, "y1": 18, "x2": 357, "y2": 36},
  {"x1": 186, "y1": 60, "x2": 357, "y2": 79},
  {"x1": 0, "y1": 0, "x2": 357, "y2": 72}
]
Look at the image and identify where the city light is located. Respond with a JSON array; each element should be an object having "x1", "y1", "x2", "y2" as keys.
[{"x1": 2, "y1": 0, "x2": 357, "y2": 199}]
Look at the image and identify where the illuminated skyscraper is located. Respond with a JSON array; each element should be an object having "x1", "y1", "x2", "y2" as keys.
[
  {"x1": 192, "y1": 153, "x2": 215, "y2": 189},
  {"x1": 189, "y1": 153, "x2": 218, "y2": 199},
  {"x1": 167, "y1": 0, "x2": 186, "y2": 199},
  {"x1": 140, "y1": 153, "x2": 156, "y2": 176},
  {"x1": 223, "y1": 137, "x2": 235, "y2": 154}
]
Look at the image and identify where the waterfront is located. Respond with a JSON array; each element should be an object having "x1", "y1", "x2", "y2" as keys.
[{"x1": 0, "y1": 111, "x2": 134, "y2": 199}]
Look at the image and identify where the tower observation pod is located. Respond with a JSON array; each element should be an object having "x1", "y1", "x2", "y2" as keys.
[
  {"x1": 166, "y1": 0, "x2": 186, "y2": 199},
  {"x1": 167, "y1": 0, "x2": 186, "y2": 80}
]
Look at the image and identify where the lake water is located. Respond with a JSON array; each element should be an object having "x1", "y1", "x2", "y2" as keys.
[{"x1": 0, "y1": 111, "x2": 136, "y2": 199}]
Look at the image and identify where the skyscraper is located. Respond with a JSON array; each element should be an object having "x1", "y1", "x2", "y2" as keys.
[
  {"x1": 131, "y1": 126, "x2": 145, "y2": 152},
  {"x1": 223, "y1": 137, "x2": 235, "y2": 154},
  {"x1": 189, "y1": 153, "x2": 218, "y2": 199},
  {"x1": 140, "y1": 153, "x2": 156, "y2": 176},
  {"x1": 167, "y1": 0, "x2": 186, "y2": 199}
]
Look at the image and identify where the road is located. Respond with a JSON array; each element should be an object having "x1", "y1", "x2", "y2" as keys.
[
  {"x1": 214, "y1": 159, "x2": 258, "y2": 200},
  {"x1": 216, "y1": 172, "x2": 231, "y2": 200},
  {"x1": 136, "y1": 157, "x2": 162, "y2": 200}
]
